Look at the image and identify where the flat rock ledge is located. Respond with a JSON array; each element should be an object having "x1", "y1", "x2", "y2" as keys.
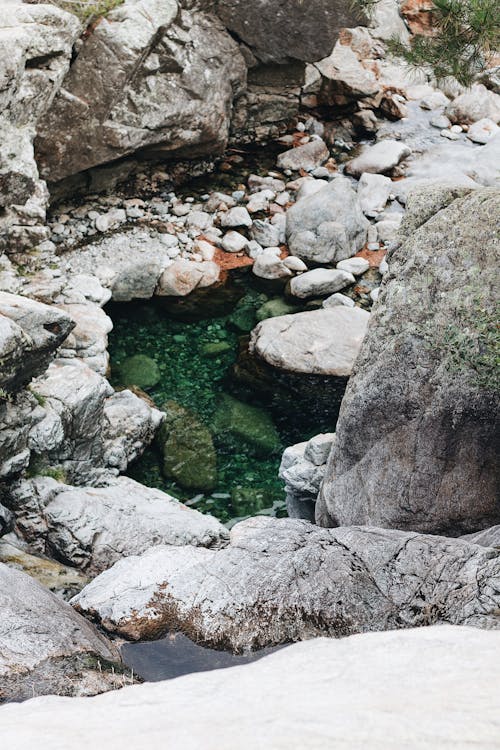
[
  {"x1": 72, "y1": 518, "x2": 500, "y2": 648},
  {"x1": 1, "y1": 626, "x2": 499, "y2": 750},
  {"x1": 0, "y1": 564, "x2": 124, "y2": 702}
]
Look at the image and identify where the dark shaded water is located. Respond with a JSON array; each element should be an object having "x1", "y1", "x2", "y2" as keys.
[{"x1": 121, "y1": 632, "x2": 286, "y2": 681}]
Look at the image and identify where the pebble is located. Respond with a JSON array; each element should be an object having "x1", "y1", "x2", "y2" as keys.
[
  {"x1": 221, "y1": 231, "x2": 248, "y2": 253},
  {"x1": 322, "y1": 293, "x2": 355, "y2": 308},
  {"x1": 440, "y1": 129, "x2": 460, "y2": 140},
  {"x1": 220, "y1": 207, "x2": 252, "y2": 228},
  {"x1": 336, "y1": 257, "x2": 370, "y2": 276},
  {"x1": 370, "y1": 287, "x2": 380, "y2": 303}
]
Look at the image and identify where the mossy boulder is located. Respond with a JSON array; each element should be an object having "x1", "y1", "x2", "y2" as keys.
[
  {"x1": 118, "y1": 354, "x2": 160, "y2": 389},
  {"x1": 157, "y1": 401, "x2": 217, "y2": 492},
  {"x1": 213, "y1": 394, "x2": 281, "y2": 455},
  {"x1": 231, "y1": 486, "x2": 275, "y2": 516},
  {"x1": 201, "y1": 341, "x2": 233, "y2": 358}
]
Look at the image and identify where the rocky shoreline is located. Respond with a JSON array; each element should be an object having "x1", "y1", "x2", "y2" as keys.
[{"x1": 0, "y1": 0, "x2": 499, "y2": 735}]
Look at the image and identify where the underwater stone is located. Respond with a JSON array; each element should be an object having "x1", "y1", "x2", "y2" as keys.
[
  {"x1": 118, "y1": 354, "x2": 161, "y2": 389},
  {"x1": 213, "y1": 395, "x2": 281, "y2": 456},
  {"x1": 158, "y1": 401, "x2": 217, "y2": 492}
]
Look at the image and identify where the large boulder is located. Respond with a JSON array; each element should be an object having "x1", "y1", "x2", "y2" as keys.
[
  {"x1": 1, "y1": 626, "x2": 500, "y2": 748},
  {"x1": 286, "y1": 177, "x2": 369, "y2": 264},
  {"x1": 249, "y1": 308, "x2": 370, "y2": 376},
  {"x1": 0, "y1": 292, "x2": 74, "y2": 392},
  {"x1": 316, "y1": 187, "x2": 500, "y2": 535},
  {"x1": 35, "y1": 0, "x2": 247, "y2": 182},
  {"x1": 72, "y1": 518, "x2": 500, "y2": 646},
  {"x1": 7, "y1": 476, "x2": 228, "y2": 575},
  {"x1": 0, "y1": 564, "x2": 123, "y2": 702},
  {"x1": 215, "y1": 0, "x2": 363, "y2": 64}
]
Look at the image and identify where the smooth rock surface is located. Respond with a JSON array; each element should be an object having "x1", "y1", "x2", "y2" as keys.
[
  {"x1": 1, "y1": 626, "x2": 500, "y2": 749},
  {"x1": 8, "y1": 476, "x2": 228, "y2": 575},
  {"x1": 345, "y1": 140, "x2": 411, "y2": 177},
  {"x1": 249, "y1": 307, "x2": 370, "y2": 375},
  {"x1": 289, "y1": 268, "x2": 355, "y2": 298},
  {"x1": 72, "y1": 518, "x2": 500, "y2": 646},
  {"x1": 0, "y1": 564, "x2": 122, "y2": 702}
]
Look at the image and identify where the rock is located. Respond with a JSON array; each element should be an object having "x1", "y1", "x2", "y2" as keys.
[
  {"x1": 0, "y1": 535, "x2": 88, "y2": 599},
  {"x1": 0, "y1": 293, "x2": 74, "y2": 392},
  {"x1": 322, "y1": 292, "x2": 355, "y2": 308},
  {"x1": 35, "y1": 2, "x2": 246, "y2": 182},
  {"x1": 282, "y1": 256, "x2": 308, "y2": 272},
  {"x1": 256, "y1": 298, "x2": 299, "y2": 321},
  {"x1": 304, "y1": 432, "x2": 336, "y2": 465},
  {"x1": 430, "y1": 114, "x2": 451, "y2": 129},
  {"x1": 221, "y1": 231, "x2": 248, "y2": 253},
  {"x1": 420, "y1": 91, "x2": 450, "y2": 110},
  {"x1": 118, "y1": 355, "x2": 161, "y2": 389},
  {"x1": 315, "y1": 42, "x2": 380, "y2": 107},
  {"x1": 295, "y1": 178, "x2": 328, "y2": 201},
  {"x1": 156, "y1": 260, "x2": 220, "y2": 297},
  {"x1": 317, "y1": 188, "x2": 500, "y2": 535},
  {"x1": 0, "y1": 563, "x2": 123, "y2": 702},
  {"x1": 336, "y1": 257, "x2": 369, "y2": 276},
  {"x1": 157, "y1": 401, "x2": 217, "y2": 492},
  {"x1": 71, "y1": 519, "x2": 500, "y2": 646},
  {"x1": 250, "y1": 219, "x2": 281, "y2": 247},
  {"x1": 397, "y1": 182, "x2": 474, "y2": 240},
  {"x1": 252, "y1": 255, "x2": 292, "y2": 280},
  {"x1": 289, "y1": 268, "x2": 355, "y2": 298},
  {"x1": 461, "y1": 526, "x2": 500, "y2": 548},
  {"x1": 357, "y1": 172, "x2": 392, "y2": 215},
  {"x1": 276, "y1": 139, "x2": 329, "y2": 172},
  {"x1": 467, "y1": 118, "x2": 499, "y2": 144},
  {"x1": 220, "y1": 207, "x2": 252, "y2": 228},
  {"x1": 250, "y1": 307, "x2": 370, "y2": 376},
  {"x1": 445, "y1": 84, "x2": 500, "y2": 125},
  {"x1": 8, "y1": 476, "x2": 227, "y2": 576},
  {"x1": 286, "y1": 177, "x2": 369, "y2": 264},
  {"x1": 213, "y1": 394, "x2": 281, "y2": 455},
  {"x1": 103, "y1": 389, "x2": 163, "y2": 472},
  {"x1": 61, "y1": 229, "x2": 172, "y2": 302},
  {"x1": 375, "y1": 219, "x2": 401, "y2": 244},
  {"x1": 56, "y1": 302, "x2": 112, "y2": 375},
  {"x1": 215, "y1": 0, "x2": 362, "y2": 64},
  {"x1": 279, "y1": 434, "x2": 334, "y2": 515},
  {"x1": 345, "y1": 140, "x2": 412, "y2": 178},
  {"x1": 2, "y1": 626, "x2": 500, "y2": 748}
]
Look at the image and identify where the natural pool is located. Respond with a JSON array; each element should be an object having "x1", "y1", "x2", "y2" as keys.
[{"x1": 107, "y1": 271, "x2": 337, "y2": 524}]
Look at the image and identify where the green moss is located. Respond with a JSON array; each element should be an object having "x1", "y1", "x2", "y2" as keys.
[
  {"x1": 26, "y1": 459, "x2": 67, "y2": 483},
  {"x1": 118, "y1": 354, "x2": 160, "y2": 389},
  {"x1": 49, "y1": 0, "x2": 125, "y2": 22},
  {"x1": 29, "y1": 389, "x2": 46, "y2": 407}
]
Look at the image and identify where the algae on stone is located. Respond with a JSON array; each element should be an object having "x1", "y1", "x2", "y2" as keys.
[
  {"x1": 213, "y1": 394, "x2": 281, "y2": 455},
  {"x1": 118, "y1": 354, "x2": 160, "y2": 389},
  {"x1": 158, "y1": 401, "x2": 217, "y2": 492}
]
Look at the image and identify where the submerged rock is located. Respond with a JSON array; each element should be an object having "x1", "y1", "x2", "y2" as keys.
[
  {"x1": 213, "y1": 394, "x2": 281, "y2": 455},
  {"x1": 72, "y1": 518, "x2": 500, "y2": 647},
  {"x1": 0, "y1": 564, "x2": 123, "y2": 702},
  {"x1": 8, "y1": 476, "x2": 227, "y2": 575},
  {"x1": 118, "y1": 354, "x2": 161, "y2": 389},
  {"x1": 317, "y1": 187, "x2": 500, "y2": 535},
  {"x1": 286, "y1": 177, "x2": 369, "y2": 264},
  {"x1": 2, "y1": 626, "x2": 500, "y2": 748},
  {"x1": 158, "y1": 401, "x2": 217, "y2": 492}
]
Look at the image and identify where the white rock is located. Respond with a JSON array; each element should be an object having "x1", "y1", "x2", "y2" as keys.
[
  {"x1": 282, "y1": 256, "x2": 308, "y2": 272},
  {"x1": 345, "y1": 140, "x2": 411, "y2": 177},
  {"x1": 375, "y1": 219, "x2": 401, "y2": 244},
  {"x1": 295, "y1": 178, "x2": 328, "y2": 201},
  {"x1": 276, "y1": 139, "x2": 329, "y2": 172},
  {"x1": 357, "y1": 172, "x2": 392, "y2": 215},
  {"x1": 220, "y1": 206, "x2": 252, "y2": 228},
  {"x1": 220, "y1": 231, "x2": 248, "y2": 253},
  {"x1": 370, "y1": 287, "x2": 380, "y2": 302},
  {"x1": 420, "y1": 91, "x2": 450, "y2": 110},
  {"x1": 290, "y1": 268, "x2": 355, "y2": 298},
  {"x1": 467, "y1": 118, "x2": 499, "y2": 144},
  {"x1": 322, "y1": 293, "x2": 355, "y2": 308},
  {"x1": 430, "y1": 114, "x2": 451, "y2": 129},
  {"x1": 446, "y1": 84, "x2": 500, "y2": 124},
  {"x1": 441, "y1": 129, "x2": 460, "y2": 140},
  {"x1": 156, "y1": 259, "x2": 220, "y2": 296},
  {"x1": 379, "y1": 257, "x2": 389, "y2": 274},
  {"x1": 336, "y1": 257, "x2": 369, "y2": 276},
  {"x1": 304, "y1": 432, "x2": 335, "y2": 465},
  {"x1": 252, "y1": 255, "x2": 292, "y2": 280}
]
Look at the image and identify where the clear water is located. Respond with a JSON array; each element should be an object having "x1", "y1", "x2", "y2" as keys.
[{"x1": 108, "y1": 272, "x2": 315, "y2": 523}]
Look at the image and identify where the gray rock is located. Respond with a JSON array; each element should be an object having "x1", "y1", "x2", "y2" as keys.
[
  {"x1": 467, "y1": 118, "x2": 499, "y2": 144},
  {"x1": 316, "y1": 42, "x2": 380, "y2": 107},
  {"x1": 220, "y1": 206, "x2": 252, "y2": 228},
  {"x1": 461, "y1": 526, "x2": 500, "y2": 548},
  {"x1": 102, "y1": 390, "x2": 163, "y2": 472},
  {"x1": 286, "y1": 177, "x2": 369, "y2": 264},
  {"x1": 35, "y1": 2, "x2": 246, "y2": 181},
  {"x1": 0, "y1": 292, "x2": 74, "y2": 392},
  {"x1": 252, "y1": 255, "x2": 292, "y2": 280},
  {"x1": 0, "y1": 563, "x2": 123, "y2": 702},
  {"x1": 336, "y1": 257, "x2": 369, "y2": 276},
  {"x1": 215, "y1": 0, "x2": 362, "y2": 64},
  {"x1": 289, "y1": 268, "x2": 355, "y2": 298},
  {"x1": 249, "y1": 307, "x2": 370, "y2": 376},
  {"x1": 72, "y1": 518, "x2": 500, "y2": 646},
  {"x1": 322, "y1": 292, "x2": 355, "y2": 308},
  {"x1": 317, "y1": 188, "x2": 500, "y2": 535},
  {"x1": 8, "y1": 476, "x2": 229, "y2": 576},
  {"x1": 3, "y1": 626, "x2": 500, "y2": 748},
  {"x1": 276, "y1": 139, "x2": 329, "y2": 172},
  {"x1": 304, "y1": 432, "x2": 335, "y2": 465},
  {"x1": 250, "y1": 219, "x2": 281, "y2": 247},
  {"x1": 221, "y1": 231, "x2": 248, "y2": 253},
  {"x1": 345, "y1": 140, "x2": 411, "y2": 178},
  {"x1": 55, "y1": 302, "x2": 113, "y2": 375}
]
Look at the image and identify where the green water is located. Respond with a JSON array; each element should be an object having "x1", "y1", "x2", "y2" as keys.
[{"x1": 107, "y1": 275, "x2": 297, "y2": 524}]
